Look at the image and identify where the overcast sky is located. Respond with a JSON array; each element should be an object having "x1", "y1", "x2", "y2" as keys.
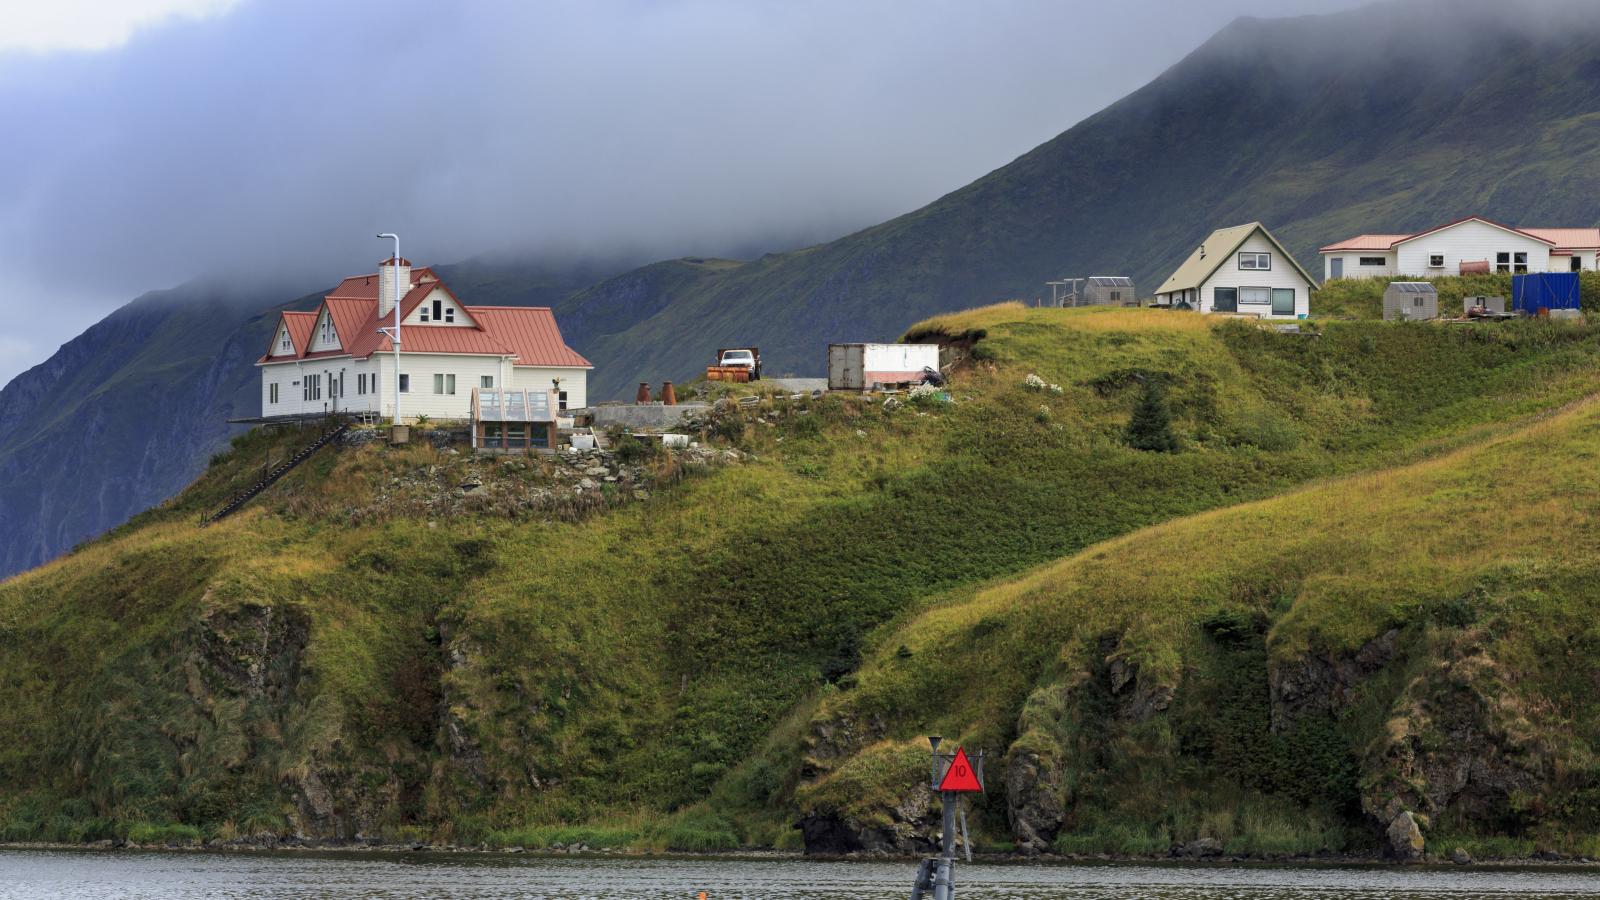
[{"x1": 0, "y1": 0, "x2": 1371, "y2": 387}]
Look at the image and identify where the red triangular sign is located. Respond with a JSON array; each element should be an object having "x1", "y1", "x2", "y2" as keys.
[{"x1": 939, "y1": 747, "x2": 983, "y2": 793}]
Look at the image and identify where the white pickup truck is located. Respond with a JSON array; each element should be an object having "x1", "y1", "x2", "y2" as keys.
[{"x1": 707, "y1": 347, "x2": 762, "y2": 382}]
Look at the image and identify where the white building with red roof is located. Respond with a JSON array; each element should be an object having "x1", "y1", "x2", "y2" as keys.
[
  {"x1": 1320, "y1": 217, "x2": 1600, "y2": 280},
  {"x1": 257, "y1": 257, "x2": 591, "y2": 423}
]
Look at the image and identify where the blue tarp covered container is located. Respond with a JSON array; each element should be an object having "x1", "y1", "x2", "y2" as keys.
[{"x1": 1512, "y1": 273, "x2": 1581, "y2": 314}]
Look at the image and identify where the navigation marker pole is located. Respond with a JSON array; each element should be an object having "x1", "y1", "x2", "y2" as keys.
[{"x1": 910, "y1": 736, "x2": 985, "y2": 900}]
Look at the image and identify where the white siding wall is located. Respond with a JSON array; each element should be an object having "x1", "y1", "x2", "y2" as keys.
[
  {"x1": 1197, "y1": 232, "x2": 1313, "y2": 319},
  {"x1": 1553, "y1": 251, "x2": 1597, "y2": 271},
  {"x1": 308, "y1": 308, "x2": 343, "y2": 353},
  {"x1": 265, "y1": 354, "x2": 587, "y2": 422},
  {"x1": 511, "y1": 366, "x2": 589, "y2": 411},
  {"x1": 1323, "y1": 251, "x2": 1396, "y2": 280},
  {"x1": 388, "y1": 353, "x2": 505, "y2": 422},
  {"x1": 402, "y1": 287, "x2": 474, "y2": 326},
  {"x1": 260, "y1": 358, "x2": 378, "y2": 417},
  {"x1": 1394, "y1": 221, "x2": 1552, "y2": 276}
]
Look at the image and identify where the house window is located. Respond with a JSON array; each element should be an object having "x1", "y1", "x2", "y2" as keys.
[
  {"x1": 1213, "y1": 287, "x2": 1238, "y2": 312},
  {"x1": 444, "y1": 307, "x2": 455, "y2": 323},
  {"x1": 432, "y1": 298, "x2": 443, "y2": 321},
  {"x1": 269, "y1": 383, "x2": 279, "y2": 404},
  {"x1": 399, "y1": 374, "x2": 410, "y2": 393},
  {"x1": 1496, "y1": 252, "x2": 1511, "y2": 273},
  {"x1": 481, "y1": 375, "x2": 494, "y2": 389},
  {"x1": 1238, "y1": 287, "x2": 1271, "y2": 306},
  {"x1": 1238, "y1": 252, "x2": 1271, "y2": 270},
  {"x1": 1414, "y1": 297, "x2": 1425, "y2": 308},
  {"x1": 434, "y1": 373, "x2": 455, "y2": 395},
  {"x1": 358, "y1": 373, "x2": 365, "y2": 395},
  {"x1": 320, "y1": 318, "x2": 332, "y2": 343},
  {"x1": 1362, "y1": 257, "x2": 1389, "y2": 267},
  {"x1": 558, "y1": 391, "x2": 569, "y2": 412},
  {"x1": 1573, "y1": 256, "x2": 1584, "y2": 273},
  {"x1": 420, "y1": 307, "x2": 429, "y2": 322},
  {"x1": 279, "y1": 331, "x2": 292, "y2": 352},
  {"x1": 1428, "y1": 254, "x2": 1444, "y2": 268},
  {"x1": 1514, "y1": 252, "x2": 1528, "y2": 274}
]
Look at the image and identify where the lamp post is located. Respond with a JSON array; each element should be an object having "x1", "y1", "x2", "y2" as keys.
[{"x1": 377, "y1": 233, "x2": 401, "y2": 423}]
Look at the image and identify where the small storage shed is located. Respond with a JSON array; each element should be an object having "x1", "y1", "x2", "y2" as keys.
[
  {"x1": 1512, "y1": 272, "x2": 1581, "y2": 315},
  {"x1": 1383, "y1": 282, "x2": 1438, "y2": 321},
  {"x1": 472, "y1": 387, "x2": 557, "y2": 452},
  {"x1": 1081, "y1": 277, "x2": 1137, "y2": 307}
]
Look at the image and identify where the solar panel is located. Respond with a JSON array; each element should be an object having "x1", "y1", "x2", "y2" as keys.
[
  {"x1": 1392, "y1": 282, "x2": 1434, "y2": 293},
  {"x1": 1088, "y1": 276, "x2": 1134, "y2": 287}
]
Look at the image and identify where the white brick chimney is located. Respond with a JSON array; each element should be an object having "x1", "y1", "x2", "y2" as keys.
[{"x1": 377, "y1": 256, "x2": 412, "y2": 317}]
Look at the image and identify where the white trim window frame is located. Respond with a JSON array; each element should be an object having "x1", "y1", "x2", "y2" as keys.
[
  {"x1": 1238, "y1": 252, "x2": 1272, "y2": 271},
  {"x1": 1428, "y1": 252, "x2": 1445, "y2": 268},
  {"x1": 1238, "y1": 286, "x2": 1272, "y2": 306}
]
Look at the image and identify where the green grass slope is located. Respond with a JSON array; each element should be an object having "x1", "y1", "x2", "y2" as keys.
[
  {"x1": 4, "y1": 306, "x2": 1600, "y2": 854},
  {"x1": 801, "y1": 369, "x2": 1600, "y2": 859}
]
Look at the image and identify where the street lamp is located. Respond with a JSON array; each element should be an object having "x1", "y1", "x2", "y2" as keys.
[{"x1": 377, "y1": 233, "x2": 401, "y2": 423}]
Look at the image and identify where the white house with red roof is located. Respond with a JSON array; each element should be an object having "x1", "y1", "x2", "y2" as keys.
[
  {"x1": 257, "y1": 257, "x2": 591, "y2": 423},
  {"x1": 1320, "y1": 216, "x2": 1600, "y2": 280}
]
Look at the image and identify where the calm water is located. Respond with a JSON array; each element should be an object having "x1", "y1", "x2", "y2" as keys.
[{"x1": 2, "y1": 850, "x2": 1600, "y2": 899}]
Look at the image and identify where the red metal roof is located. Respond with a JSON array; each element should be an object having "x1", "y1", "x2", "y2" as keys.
[
  {"x1": 259, "y1": 311, "x2": 317, "y2": 362},
  {"x1": 261, "y1": 266, "x2": 588, "y2": 368},
  {"x1": 470, "y1": 306, "x2": 593, "y2": 368},
  {"x1": 1321, "y1": 219, "x2": 1599, "y2": 253},
  {"x1": 1318, "y1": 234, "x2": 1411, "y2": 252},
  {"x1": 1523, "y1": 228, "x2": 1600, "y2": 250}
]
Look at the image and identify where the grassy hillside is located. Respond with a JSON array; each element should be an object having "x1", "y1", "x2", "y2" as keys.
[
  {"x1": 800, "y1": 371, "x2": 1600, "y2": 859},
  {"x1": 5, "y1": 305, "x2": 1600, "y2": 857}
]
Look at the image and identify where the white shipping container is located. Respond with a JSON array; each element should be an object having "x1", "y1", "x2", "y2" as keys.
[{"x1": 828, "y1": 343, "x2": 940, "y2": 391}]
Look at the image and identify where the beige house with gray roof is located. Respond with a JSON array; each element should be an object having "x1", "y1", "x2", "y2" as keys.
[{"x1": 1153, "y1": 222, "x2": 1316, "y2": 319}]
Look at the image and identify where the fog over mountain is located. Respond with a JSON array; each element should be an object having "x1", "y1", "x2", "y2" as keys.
[{"x1": 0, "y1": 0, "x2": 1373, "y2": 386}]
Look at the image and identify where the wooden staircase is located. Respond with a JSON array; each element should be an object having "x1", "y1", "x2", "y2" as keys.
[{"x1": 199, "y1": 423, "x2": 351, "y2": 527}]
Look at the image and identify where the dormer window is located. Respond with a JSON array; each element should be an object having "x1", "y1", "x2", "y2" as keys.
[
  {"x1": 279, "y1": 330, "x2": 292, "y2": 352},
  {"x1": 319, "y1": 318, "x2": 332, "y2": 343}
]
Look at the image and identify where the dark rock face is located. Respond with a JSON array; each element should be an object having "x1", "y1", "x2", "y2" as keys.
[
  {"x1": 797, "y1": 783, "x2": 938, "y2": 856},
  {"x1": 1005, "y1": 746, "x2": 1065, "y2": 853},
  {"x1": 1360, "y1": 637, "x2": 1546, "y2": 857},
  {"x1": 1269, "y1": 629, "x2": 1398, "y2": 732}
]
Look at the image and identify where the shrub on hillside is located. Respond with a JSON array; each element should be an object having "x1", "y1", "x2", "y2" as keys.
[{"x1": 1125, "y1": 380, "x2": 1178, "y2": 452}]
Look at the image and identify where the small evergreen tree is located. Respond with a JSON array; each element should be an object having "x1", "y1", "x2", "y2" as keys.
[{"x1": 1125, "y1": 379, "x2": 1178, "y2": 452}]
